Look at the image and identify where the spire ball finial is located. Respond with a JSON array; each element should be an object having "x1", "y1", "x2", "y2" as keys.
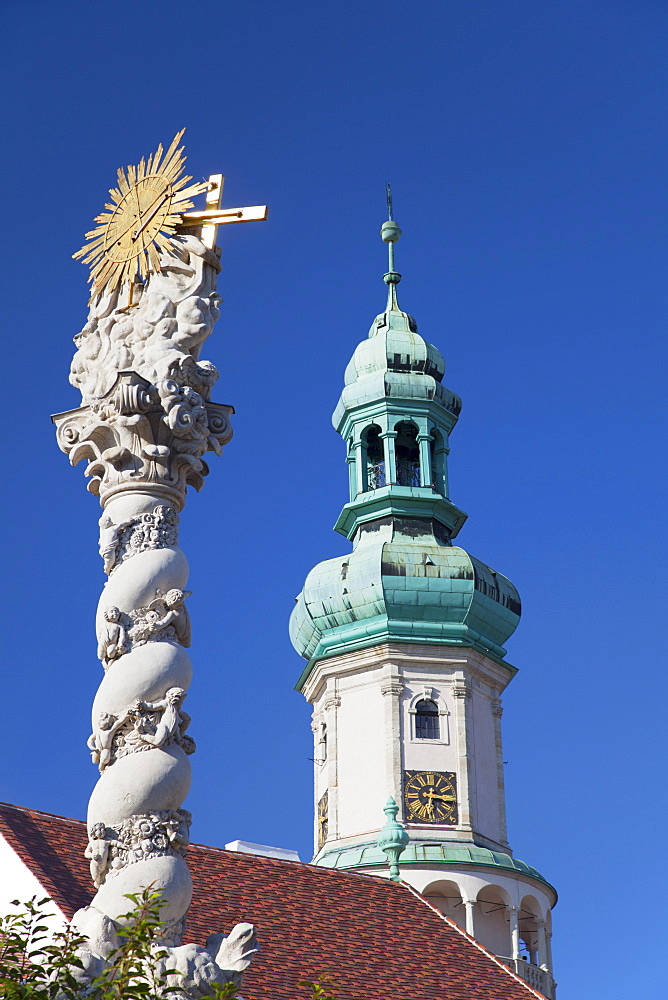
[
  {"x1": 382, "y1": 182, "x2": 402, "y2": 244},
  {"x1": 381, "y1": 183, "x2": 402, "y2": 297},
  {"x1": 381, "y1": 220, "x2": 402, "y2": 244}
]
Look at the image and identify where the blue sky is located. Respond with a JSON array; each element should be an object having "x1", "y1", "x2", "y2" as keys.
[{"x1": 1, "y1": 2, "x2": 666, "y2": 997}]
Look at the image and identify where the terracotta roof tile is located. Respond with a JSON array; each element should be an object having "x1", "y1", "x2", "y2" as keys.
[{"x1": 0, "y1": 802, "x2": 546, "y2": 1000}]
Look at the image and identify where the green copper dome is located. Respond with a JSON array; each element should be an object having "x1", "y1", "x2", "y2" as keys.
[
  {"x1": 291, "y1": 516, "x2": 520, "y2": 687},
  {"x1": 290, "y1": 207, "x2": 521, "y2": 688},
  {"x1": 343, "y1": 303, "x2": 445, "y2": 383}
]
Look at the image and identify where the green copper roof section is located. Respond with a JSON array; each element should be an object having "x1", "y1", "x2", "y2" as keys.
[
  {"x1": 333, "y1": 485, "x2": 467, "y2": 540},
  {"x1": 290, "y1": 518, "x2": 521, "y2": 689},
  {"x1": 312, "y1": 839, "x2": 557, "y2": 899}
]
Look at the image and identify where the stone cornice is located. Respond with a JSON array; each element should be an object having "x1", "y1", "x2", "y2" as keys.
[{"x1": 300, "y1": 641, "x2": 517, "y2": 702}]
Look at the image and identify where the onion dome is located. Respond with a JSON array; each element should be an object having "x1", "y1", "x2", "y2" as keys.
[{"x1": 291, "y1": 518, "x2": 521, "y2": 688}]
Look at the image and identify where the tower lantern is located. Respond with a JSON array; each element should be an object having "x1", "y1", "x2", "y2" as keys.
[{"x1": 290, "y1": 198, "x2": 557, "y2": 997}]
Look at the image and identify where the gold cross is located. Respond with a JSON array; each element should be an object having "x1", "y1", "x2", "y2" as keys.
[{"x1": 180, "y1": 174, "x2": 268, "y2": 249}]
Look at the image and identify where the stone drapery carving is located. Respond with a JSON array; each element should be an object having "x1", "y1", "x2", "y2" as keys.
[{"x1": 54, "y1": 230, "x2": 256, "y2": 995}]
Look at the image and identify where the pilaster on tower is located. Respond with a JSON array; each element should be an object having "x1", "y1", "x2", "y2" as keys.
[{"x1": 289, "y1": 196, "x2": 558, "y2": 998}]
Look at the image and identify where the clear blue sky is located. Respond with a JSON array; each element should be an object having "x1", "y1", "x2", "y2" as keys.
[{"x1": 1, "y1": 2, "x2": 666, "y2": 997}]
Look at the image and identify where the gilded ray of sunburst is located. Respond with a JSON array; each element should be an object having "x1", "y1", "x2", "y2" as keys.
[{"x1": 74, "y1": 129, "x2": 208, "y2": 294}]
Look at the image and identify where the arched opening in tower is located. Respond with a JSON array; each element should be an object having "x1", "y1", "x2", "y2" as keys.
[
  {"x1": 364, "y1": 424, "x2": 385, "y2": 490},
  {"x1": 394, "y1": 421, "x2": 420, "y2": 487}
]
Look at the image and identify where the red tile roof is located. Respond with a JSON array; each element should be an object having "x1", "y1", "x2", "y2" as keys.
[{"x1": 0, "y1": 802, "x2": 546, "y2": 1000}]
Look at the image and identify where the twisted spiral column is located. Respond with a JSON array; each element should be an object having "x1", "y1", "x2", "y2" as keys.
[{"x1": 87, "y1": 490, "x2": 193, "y2": 933}]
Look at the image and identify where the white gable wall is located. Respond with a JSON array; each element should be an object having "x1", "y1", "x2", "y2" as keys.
[{"x1": 0, "y1": 832, "x2": 68, "y2": 933}]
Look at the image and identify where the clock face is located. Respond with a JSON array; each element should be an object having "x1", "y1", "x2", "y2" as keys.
[
  {"x1": 74, "y1": 129, "x2": 207, "y2": 294},
  {"x1": 317, "y1": 790, "x2": 329, "y2": 851},
  {"x1": 403, "y1": 770, "x2": 458, "y2": 825}
]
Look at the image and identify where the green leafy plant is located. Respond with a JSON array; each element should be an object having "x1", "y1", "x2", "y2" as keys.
[
  {"x1": 299, "y1": 972, "x2": 338, "y2": 1000},
  {"x1": 0, "y1": 892, "x2": 239, "y2": 1000}
]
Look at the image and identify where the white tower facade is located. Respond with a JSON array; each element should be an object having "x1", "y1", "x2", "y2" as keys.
[{"x1": 290, "y1": 213, "x2": 557, "y2": 998}]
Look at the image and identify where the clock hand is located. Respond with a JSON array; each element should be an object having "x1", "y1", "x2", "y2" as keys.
[
  {"x1": 132, "y1": 191, "x2": 171, "y2": 240},
  {"x1": 107, "y1": 187, "x2": 171, "y2": 248},
  {"x1": 424, "y1": 792, "x2": 456, "y2": 802}
]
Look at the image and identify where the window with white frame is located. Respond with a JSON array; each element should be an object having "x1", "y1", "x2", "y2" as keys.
[
  {"x1": 415, "y1": 699, "x2": 440, "y2": 739},
  {"x1": 408, "y1": 690, "x2": 450, "y2": 743}
]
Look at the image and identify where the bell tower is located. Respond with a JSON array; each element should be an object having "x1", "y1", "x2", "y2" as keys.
[{"x1": 289, "y1": 196, "x2": 557, "y2": 997}]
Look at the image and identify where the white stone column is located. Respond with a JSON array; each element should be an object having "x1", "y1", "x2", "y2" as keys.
[
  {"x1": 463, "y1": 898, "x2": 477, "y2": 938},
  {"x1": 536, "y1": 918, "x2": 549, "y2": 969},
  {"x1": 508, "y1": 906, "x2": 521, "y2": 961},
  {"x1": 546, "y1": 926, "x2": 554, "y2": 974}
]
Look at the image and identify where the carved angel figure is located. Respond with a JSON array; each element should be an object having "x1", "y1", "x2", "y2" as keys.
[
  {"x1": 135, "y1": 687, "x2": 189, "y2": 749},
  {"x1": 129, "y1": 589, "x2": 192, "y2": 647},
  {"x1": 85, "y1": 822, "x2": 123, "y2": 888},
  {"x1": 97, "y1": 606, "x2": 128, "y2": 669},
  {"x1": 88, "y1": 711, "x2": 126, "y2": 769}
]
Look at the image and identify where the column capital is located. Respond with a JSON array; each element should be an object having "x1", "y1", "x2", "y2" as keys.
[
  {"x1": 54, "y1": 369, "x2": 232, "y2": 507},
  {"x1": 381, "y1": 681, "x2": 404, "y2": 697}
]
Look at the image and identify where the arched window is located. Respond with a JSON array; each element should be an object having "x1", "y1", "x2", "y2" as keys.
[
  {"x1": 364, "y1": 425, "x2": 385, "y2": 490},
  {"x1": 415, "y1": 699, "x2": 440, "y2": 740},
  {"x1": 394, "y1": 422, "x2": 420, "y2": 486}
]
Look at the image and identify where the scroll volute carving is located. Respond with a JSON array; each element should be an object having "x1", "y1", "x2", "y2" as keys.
[{"x1": 53, "y1": 368, "x2": 233, "y2": 501}]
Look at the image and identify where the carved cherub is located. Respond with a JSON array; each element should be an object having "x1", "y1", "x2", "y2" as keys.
[
  {"x1": 97, "y1": 607, "x2": 128, "y2": 669},
  {"x1": 88, "y1": 710, "x2": 127, "y2": 770},
  {"x1": 85, "y1": 822, "x2": 123, "y2": 888},
  {"x1": 153, "y1": 589, "x2": 192, "y2": 647},
  {"x1": 129, "y1": 589, "x2": 192, "y2": 647},
  {"x1": 165, "y1": 812, "x2": 191, "y2": 850},
  {"x1": 135, "y1": 687, "x2": 188, "y2": 749},
  {"x1": 98, "y1": 515, "x2": 133, "y2": 575}
]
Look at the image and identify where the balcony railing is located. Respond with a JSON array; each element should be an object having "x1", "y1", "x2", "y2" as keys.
[{"x1": 498, "y1": 957, "x2": 555, "y2": 999}]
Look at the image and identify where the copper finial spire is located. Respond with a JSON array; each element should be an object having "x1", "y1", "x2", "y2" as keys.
[{"x1": 380, "y1": 183, "x2": 402, "y2": 309}]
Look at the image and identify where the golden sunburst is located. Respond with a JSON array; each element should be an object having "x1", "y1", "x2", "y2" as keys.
[{"x1": 74, "y1": 129, "x2": 208, "y2": 294}]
